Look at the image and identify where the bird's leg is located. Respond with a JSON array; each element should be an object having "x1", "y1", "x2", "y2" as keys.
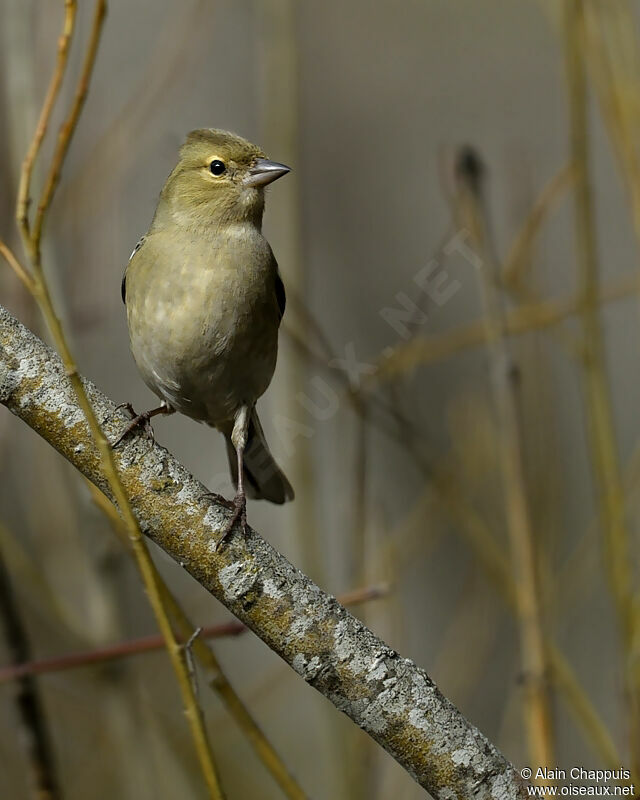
[
  {"x1": 216, "y1": 405, "x2": 251, "y2": 547},
  {"x1": 112, "y1": 401, "x2": 174, "y2": 447}
]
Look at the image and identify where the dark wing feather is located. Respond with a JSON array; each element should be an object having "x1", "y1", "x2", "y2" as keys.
[
  {"x1": 122, "y1": 237, "x2": 145, "y2": 305},
  {"x1": 275, "y1": 270, "x2": 286, "y2": 321}
]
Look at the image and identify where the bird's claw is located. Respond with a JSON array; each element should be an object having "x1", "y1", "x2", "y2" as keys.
[
  {"x1": 199, "y1": 491, "x2": 235, "y2": 510},
  {"x1": 114, "y1": 402, "x2": 136, "y2": 417},
  {"x1": 111, "y1": 405, "x2": 156, "y2": 448},
  {"x1": 214, "y1": 493, "x2": 247, "y2": 550},
  {"x1": 103, "y1": 402, "x2": 132, "y2": 429}
]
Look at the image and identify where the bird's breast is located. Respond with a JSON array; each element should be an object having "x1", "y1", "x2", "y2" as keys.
[{"x1": 125, "y1": 226, "x2": 280, "y2": 424}]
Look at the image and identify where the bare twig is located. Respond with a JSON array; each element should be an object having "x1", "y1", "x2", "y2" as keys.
[
  {"x1": 284, "y1": 282, "x2": 626, "y2": 770},
  {"x1": 370, "y1": 270, "x2": 640, "y2": 384},
  {"x1": 5, "y1": 2, "x2": 226, "y2": 796},
  {"x1": 502, "y1": 163, "x2": 575, "y2": 289},
  {"x1": 549, "y1": 648, "x2": 622, "y2": 771},
  {"x1": 89, "y1": 460, "x2": 311, "y2": 799},
  {"x1": 258, "y1": 0, "x2": 325, "y2": 591},
  {"x1": 0, "y1": 241, "x2": 34, "y2": 293},
  {"x1": 454, "y1": 148, "x2": 555, "y2": 771},
  {"x1": 0, "y1": 622, "x2": 241, "y2": 683},
  {"x1": 0, "y1": 302, "x2": 527, "y2": 799},
  {"x1": 582, "y1": 0, "x2": 640, "y2": 253},
  {"x1": 30, "y1": 1, "x2": 105, "y2": 254},
  {"x1": 160, "y1": 585, "x2": 309, "y2": 800},
  {"x1": 284, "y1": 242, "x2": 633, "y2": 772},
  {"x1": 431, "y1": 471, "x2": 626, "y2": 771},
  {"x1": 16, "y1": 0, "x2": 76, "y2": 244},
  {"x1": 565, "y1": 0, "x2": 640, "y2": 768},
  {"x1": 0, "y1": 583, "x2": 389, "y2": 685}
]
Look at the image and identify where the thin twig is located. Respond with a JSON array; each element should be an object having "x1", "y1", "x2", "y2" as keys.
[
  {"x1": 552, "y1": 433, "x2": 640, "y2": 629},
  {"x1": 4, "y1": 476, "x2": 386, "y2": 800},
  {"x1": 502, "y1": 163, "x2": 575, "y2": 289},
  {"x1": 441, "y1": 155, "x2": 580, "y2": 361},
  {"x1": 30, "y1": 1, "x2": 105, "y2": 254},
  {"x1": 258, "y1": 0, "x2": 324, "y2": 588},
  {"x1": 16, "y1": 0, "x2": 76, "y2": 244},
  {"x1": 499, "y1": 162, "x2": 582, "y2": 357},
  {"x1": 8, "y1": 2, "x2": 225, "y2": 797},
  {"x1": 454, "y1": 148, "x2": 555, "y2": 771},
  {"x1": 549, "y1": 648, "x2": 622, "y2": 771},
  {"x1": 0, "y1": 583, "x2": 389, "y2": 685},
  {"x1": 0, "y1": 240, "x2": 35, "y2": 293},
  {"x1": 565, "y1": 0, "x2": 640, "y2": 769},
  {"x1": 370, "y1": 269, "x2": 640, "y2": 384},
  {"x1": 283, "y1": 232, "x2": 638, "y2": 775},
  {"x1": 345, "y1": 391, "x2": 374, "y2": 800},
  {"x1": 160, "y1": 586, "x2": 309, "y2": 800},
  {"x1": 431, "y1": 470, "x2": 627, "y2": 772},
  {"x1": 0, "y1": 622, "x2": 241, "y2": 683},
  {"x1": 0, "y1": 301, "x2": 527, "y2": 798},
  {"x1": 285, "y1": 273, "x2": 630, "y2": 771},
  {"x1": 582, "y1": 0, "x2": 640, "y2": 253},
  {"x1": 87, "y1": 481, "x2": 303, "y2": 800}
]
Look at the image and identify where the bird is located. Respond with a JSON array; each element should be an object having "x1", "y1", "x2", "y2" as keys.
[{"x1": 119, "y1": 128, "x2": 294, "y2": 543}]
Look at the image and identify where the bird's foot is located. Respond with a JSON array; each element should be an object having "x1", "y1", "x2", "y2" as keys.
[
  {"x1": 111, "y1": 403, "x2": 158, "y2": 447},
  {"x1": 199, "y1": 491, "x2": 234, "y2": 510},
  {"x1": 214, "y1": 492, "x2": 247, "y2": 550}
]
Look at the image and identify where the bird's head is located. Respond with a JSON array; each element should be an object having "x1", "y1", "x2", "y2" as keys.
[{"x1": 156, "y1": 129, "x2": 290, "y2": 229}]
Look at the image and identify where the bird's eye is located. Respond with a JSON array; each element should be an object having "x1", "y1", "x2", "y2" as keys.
[{"x1": 209, "y1": 159, "x2": 226, "y2": 176}]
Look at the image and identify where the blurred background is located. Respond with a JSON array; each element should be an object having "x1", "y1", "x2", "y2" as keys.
[{"x1": 2, "y1": 0, "x2": 640, "y2": 797}]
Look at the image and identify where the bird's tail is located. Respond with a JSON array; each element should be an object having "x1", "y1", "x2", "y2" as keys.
[{"x1": 225, "y1": 409, "x2": 294, "y2": 504}]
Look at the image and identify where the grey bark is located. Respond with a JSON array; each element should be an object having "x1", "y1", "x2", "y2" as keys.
[{"x1": 0, "y1": 302, "x2": 527, "y2": 799}]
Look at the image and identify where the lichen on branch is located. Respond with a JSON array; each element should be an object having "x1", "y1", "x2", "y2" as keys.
[{"x1": 0, "y1": 302, "x2": 526, "y2": 799}]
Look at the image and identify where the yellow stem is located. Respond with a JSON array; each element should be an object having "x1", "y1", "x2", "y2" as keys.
[
  {"x1": 0, "y1": 241, "x2": 35, "y2": 293},
  {"x1": 8, "y1": 1, "x2": 226, "y2": 796},
  {"x1": 456, "y1": 164, "x2": 555, "y2": 769},
  {"x1": 565, "y1": 0, "x2": 640, "y2": 768},
  {"x1": 370, "y1": 270, "x2": 640, "y2": 384},
  {"x1": 433, "y1": 473, "x2": 627, "y2": 772},
  {"x1": 16, "y1": 0, "x2": 76, "y2": 244},
  {"x1": 31, "y1": 0, "x2": 106, "y2": 252},
  {"x1": 502, "y1": 163, "x2": 575, "y2": 289},
  {"x1": 90, "y1": 480, "x2": 309, "y2": 800}
]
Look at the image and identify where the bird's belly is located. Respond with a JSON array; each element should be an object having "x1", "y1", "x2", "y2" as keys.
[{"x1": 128, "y1": 273, "x2": 278, "y2": 425}]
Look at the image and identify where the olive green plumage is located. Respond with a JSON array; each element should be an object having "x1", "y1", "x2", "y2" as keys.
[{"x1": 122, "y1": 129, "x2": 293, "y2": 506}]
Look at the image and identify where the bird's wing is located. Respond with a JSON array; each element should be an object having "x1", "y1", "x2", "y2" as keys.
[
  {"x1": 275, "y1": 269, "x2": 286, "y2": 321},
  {"x1": 270, "y1": 248, "x2": 286, "y2": 322},
  {"x1": 121, "y1": 236, "x2": 145, "y2": 305}
]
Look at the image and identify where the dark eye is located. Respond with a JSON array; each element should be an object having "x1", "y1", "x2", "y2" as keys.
[{"x1": 209, "y1": 159, "x2": 226, "y2": 176}]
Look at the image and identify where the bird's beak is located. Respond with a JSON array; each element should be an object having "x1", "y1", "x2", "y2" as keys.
[{"x1": 244, "y1": 158, "x2": 291, "y2": 188}]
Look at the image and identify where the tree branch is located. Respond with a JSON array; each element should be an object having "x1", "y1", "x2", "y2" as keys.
[{"x1": 0, "y1": 302, "x2": 526, "y2": 799}]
